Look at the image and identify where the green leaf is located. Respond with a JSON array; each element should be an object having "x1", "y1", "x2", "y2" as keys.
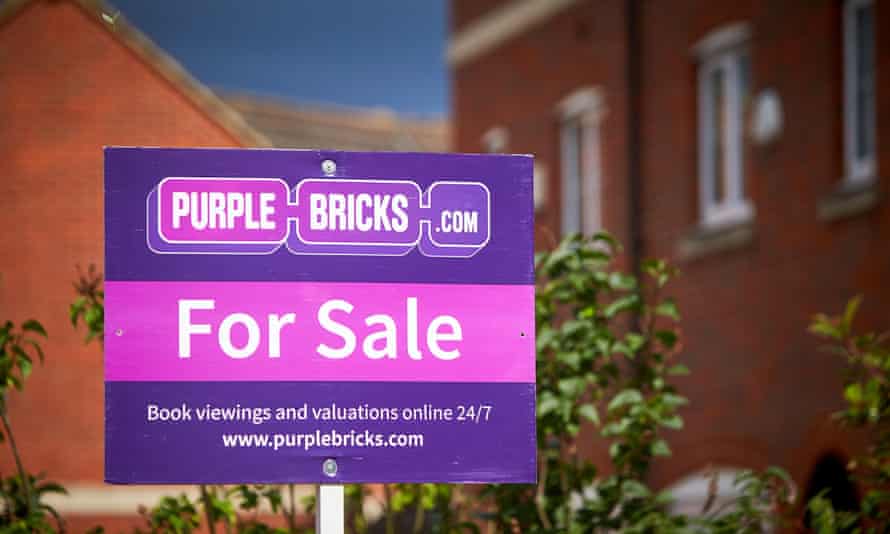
[
  {"x1": 85, "y1": 306, "x2": 101, "y2": 328},
  {"x1": 25, "y1": 339, "x2": 45, "y2": 363},
  {"x1": 558, "y1": 377, "x2": 586, "y2": 398},
  {"x1": 70, "y1": 297, "x2": 86, "y2": 326},
  {"x1": 21, "y1": 320, "x2": 47, "y2": 338},
  {"x1": 844, "y1": 383, "x2": 863, "y2": 404},
  {"x1": 659, "y1": 415, "x2": 684, "y2": 430},
  {"x1": 604, "y1": 294, "x2": 640, "y2": 318},
  {"x1": 591, "y1": 231, "x2": 618, "y2": 251},
  {"x1": 626, "y1": 333, "x2": 645, "y2": 352},
  {"x1": 537, "y1": 393, "x2": 559, "y2": 416},
  {"x1": 655, "y1": 298, "x2": 680, "y2": 321},
  {"x1": 655, "y1": 330, "x2": 678, "y2": 349},
  {"x1": 536, "y1": 327, "x2": 556, "y2": 352},
  {"x1": 764, "y1": 466, "x2": 791, "y2": 482},
  {"x1": 11, "y1": 344, "x2": 31, "y2": 364},
  {"x1": 621, "y1": 480, "x2": 651, "y2": 498},
  {"x1": 667, "y1": 364, "x2": 690, "y2": 376},
  {"x1": 578, "y1": 404, "x2": 600, "y2": 426},
  {"x1": 608, "y1": 389, "x2": 643, "y2": 412},
  {"x1": 841, "y1": 295, "x2": 862, "y2": 334},
  {"x1": 18, "y1": 358, "x2": 32, "y2": 380},
  {"x1": 651, "y1": 439, "x2": 671, "y2": 456},
  {"x1": 35, "y1": 479, "x2": 68, "y2": 496},
  {"x1": 561, "y1": 319, "x2": 587, "y2": 338},
  {"x1": 809, "y1": 314, "x2": 842, "y2": 340},
  {"x1": 608, "y1": 272, "x2": 636, "y2": 291},
  {"x1": 558, "y1": 351, "x2": 582, "y2": 370},
  {"x1": 660, "y1": 393, "x2": 688, "y2": 408}
]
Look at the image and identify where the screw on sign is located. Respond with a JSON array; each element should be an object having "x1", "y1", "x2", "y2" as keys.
[{"x1": 104, "y1": 148, "x2": 535, "y2": 533}]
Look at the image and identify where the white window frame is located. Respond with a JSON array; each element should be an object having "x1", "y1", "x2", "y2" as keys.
[
  {"x1": 558, "y1": 88, "x2": 605, "y2": 236},
  {"x1": 481, "y1": 125, "x2": 509, "y2": 153},
  {"x1": 665, "y1": 466, "x2": 786, "y2": 533},
  {"x1": 695, "y1": 23, "x2": 753, "y2": 229},
  {"x1": 843, "y1": 0, "x2": 877, "y2": 185}
]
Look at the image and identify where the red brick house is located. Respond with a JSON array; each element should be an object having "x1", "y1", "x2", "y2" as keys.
[
  {"x1": 0, "y1": 2, "x2": 449, "y2": 530},
  {"x1": 0, "y1": 0, "x2": 263, "y2": 530},
  {"x1": 0, "y1": 1, "x2": 452, "y2": 530},
  {"x1": 451, "y1": 0, "x2": 887, "y2": 518}
]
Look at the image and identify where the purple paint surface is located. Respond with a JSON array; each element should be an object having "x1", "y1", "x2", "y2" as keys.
[
  {"x1": 106, "y1": 382, "x2": 536, "y2": 484},
  {"x1": 105, "y1": 148, "x2": 534, "y2": 284},
  {"x1": 105, "y1": 281, "x2": 535, "y2": 383}
]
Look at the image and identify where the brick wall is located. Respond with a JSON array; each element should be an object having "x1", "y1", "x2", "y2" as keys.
[
  {"x1": 453, "y1": 0, "x2": 890, "y2": 496},
  {"x1": 452, "y1": 0, "x2": 632, "y2": 253}
]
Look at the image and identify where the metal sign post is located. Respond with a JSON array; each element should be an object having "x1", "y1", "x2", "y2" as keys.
[{"x1": 103, "y1": 147, "x2": 536, "y2": 523}]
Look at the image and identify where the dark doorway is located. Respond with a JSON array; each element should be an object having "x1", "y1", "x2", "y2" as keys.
[{"x1": 802, "y1": 454, "x2": 859, "y2": 531}]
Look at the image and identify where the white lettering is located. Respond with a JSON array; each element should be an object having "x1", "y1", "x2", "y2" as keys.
[
  {"x1": 406, "y1": 297, "x2": 422, "y2": 360},
  {"x1": 317, "y1": 299, "x2": 356, "y2": 359},
  {"x1": 260, "y1": 192, "x2": 276, "y2": 230},
  {"x1": 208, "y1": 192, "x2": 226, "y2": 229},
  {"x1": 226, "y1": 193, "x2": 245, "y2": 229},
  {"x1": 218, "y1": 313, "x2": 260, "y2": 359},
  {"x1": 310, "y1": 194, "x2": 327, "y2": 230},
  {"x1": 268, "y1": 313, "x2": 296, "y2": 358},
  {"x1": 391, "y1": 194, "x2": 409, "y2": 232},
  {"x1": 363, "y1": 314, "x2": 397, "y2": 359},
  {"x1": 356, "y1": 193, "x2": 373, "y2": 232},
  {"x1": 172, "y1": 192, "x2": 189, "y2": 229},
  {"x1": 190, "y1": 192, "x2": 208, "y2": 230},
  {"x1": 427, "y1": 315, "x2": 462, "y2": 360},
  {"x1": 178, "y1": 299, "x2": 215, "y2": 358},
  {"x1": 329, "y1": 194, "x2": 346, "y2": 231}
]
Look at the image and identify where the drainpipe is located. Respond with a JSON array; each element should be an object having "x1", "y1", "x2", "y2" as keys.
[{"x1": 625, "y1": 0, "x2": 643, "y2": 298}]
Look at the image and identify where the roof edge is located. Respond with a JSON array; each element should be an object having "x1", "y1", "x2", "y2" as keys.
[
  {"x1": 1, "y1": 0, "x2": 272, "y2": 148},
  {"x1": 0, "y1": 0, "x2": 32, "y2": 24}
]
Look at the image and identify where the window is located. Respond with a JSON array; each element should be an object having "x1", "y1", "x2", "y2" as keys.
[
  {"x1": 844, "y1": 0, "x2": 876, "y2": 185},
  {"x1": 666, "y1": 468, "x2": 747, "y2": 518},
  {"x1": 696, "y1": 24, "x2": 753, "y2": 228},
  {"x1": 665, "y1": 466, "x2": 789, "y2": 533},
  {"x1": 482, "y1": 126, "x2": 509, "y2": 153},
  {"x1": 558, "y1": 88, "x2": 604, "y2": 236}
]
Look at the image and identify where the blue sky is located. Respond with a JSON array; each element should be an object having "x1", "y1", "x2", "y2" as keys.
[{"x1": 112, "y1": 0, "x2": 449, "y2": 116}]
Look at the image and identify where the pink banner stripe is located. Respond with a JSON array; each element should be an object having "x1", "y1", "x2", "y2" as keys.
[{"x1": 105, "y1": 281, "x2": 535, "y2": 383}]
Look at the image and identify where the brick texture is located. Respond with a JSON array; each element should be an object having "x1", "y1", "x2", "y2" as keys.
[{"x1": 453, "y1": 0, "x2": 890, "y2": 500}]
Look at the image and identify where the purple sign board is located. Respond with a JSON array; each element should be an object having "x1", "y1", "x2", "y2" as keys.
[{"x1": 104, "y1": 147, "x2": 535, "y2": 484}]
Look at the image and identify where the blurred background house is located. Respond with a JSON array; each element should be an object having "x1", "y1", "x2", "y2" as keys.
[
  {"x1": 224, "y1": 94, "x2": 448, "y2": 153},
  {"x1": 0, "y1": 0, "x2": 445, "y2": 530},
  {"x1": 450, "y1": 0, "x2": 885, "y2": 522}
]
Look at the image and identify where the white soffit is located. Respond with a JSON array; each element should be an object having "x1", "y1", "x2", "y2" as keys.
[
  {"x1": 691, "y1": 21, "x2": 752, "y2": 59},
  {"x1": 448, "y1": 0, "x2": 582, "y2": 67}
]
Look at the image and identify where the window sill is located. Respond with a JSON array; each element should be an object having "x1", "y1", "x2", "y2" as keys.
[
  {"x1": 818, "y1": 179, "x2": 880, "y2": 222},
  {"x1": 677, "y1": 220, "x2": 755, "y2": 262}
]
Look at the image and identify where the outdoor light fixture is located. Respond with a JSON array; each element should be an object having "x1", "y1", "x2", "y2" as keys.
[{"x1": 750, "y1": 88, "x2": 783, "y2": 145}]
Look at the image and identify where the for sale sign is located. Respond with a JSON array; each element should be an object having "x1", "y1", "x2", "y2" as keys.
[{"x1": 104, "y1": 148, "x2": 535, "y2": 484}]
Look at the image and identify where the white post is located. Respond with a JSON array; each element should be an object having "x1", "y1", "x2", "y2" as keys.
[{"x1": 316, "y1": 484, "x2": 345, "y2": 534}]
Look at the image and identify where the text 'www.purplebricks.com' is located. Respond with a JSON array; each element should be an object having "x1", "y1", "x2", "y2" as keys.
[{"x1": 221, "y1": 430, "x2": 424, "y2": 451}]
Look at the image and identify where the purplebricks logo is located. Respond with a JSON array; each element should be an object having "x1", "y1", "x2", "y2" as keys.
[{"x1": 146, "y1": 177, "x2": 490, "y2": 258}]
